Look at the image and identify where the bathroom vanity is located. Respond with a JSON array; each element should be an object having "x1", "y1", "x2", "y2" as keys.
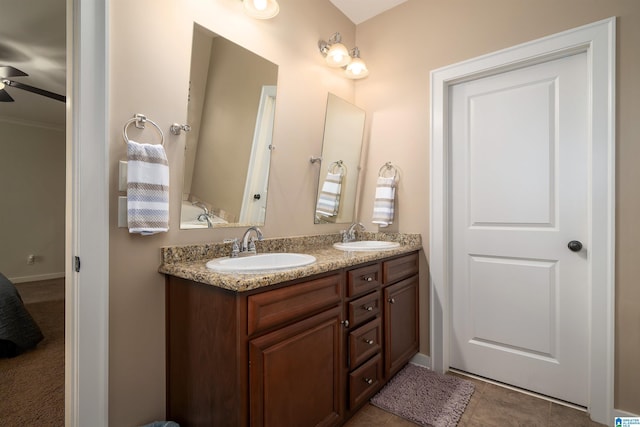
[{"x1": 160, "y1": 234, "x2": 420, "y2": 427}]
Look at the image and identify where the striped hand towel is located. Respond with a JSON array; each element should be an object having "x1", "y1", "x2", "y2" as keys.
[
  {"x1": 127, "y1": 140, "x2": 169, "y2": 235},
  {"x1": 315, "y1": 172, "x2": 343, "y2": 218},
  {"x1": 372, "y1": 176, "x2": 396, "y2": 227}
]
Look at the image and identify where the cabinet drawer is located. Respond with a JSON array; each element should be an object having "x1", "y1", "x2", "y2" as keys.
[
  {"x1": 348, "y1": 291, "x2": 381, "y2": 328},
  {"x1": 349, "y1": 317, "x2": 381, "y2": 368},
  {"x1": 348, "y1": 353, "x2": 383, "y2": 409},
  {"x1": 247, "y1": 273, "x2": 342, "y2": 336},
  {"x1": 347, "y1": 263, "x2": 381, "y2": 297},
  {"x1": 383, "y1": 252, "x2": 419, "y2": 284}
]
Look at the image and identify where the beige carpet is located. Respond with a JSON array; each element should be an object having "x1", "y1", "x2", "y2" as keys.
[
  {"x1": 0, "y1": 298, "x2": 65, "y2": 426},
  {"x1": 15, "y1": 278, "x2": 66, "y2": 304}
]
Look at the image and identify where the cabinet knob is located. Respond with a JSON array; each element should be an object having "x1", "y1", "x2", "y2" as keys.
[
  {"x1": 341, "y1": 320, "x2": 350, "y2": 328},
  {"x1": 388, "y1": 298, "x2": 396, "y2": 304},
  {"x1": 363, "y1": 305, "x2": 373, "y2": 311},
  {"x1": 363, "y1": 378, "x2": 373, "y2": 385},
  {"x1": 363, "y1": 276, "x2": 373, "y2": 282},
  {"x1": 363, "y1": 338, "x2": 374, "y2": 345}
]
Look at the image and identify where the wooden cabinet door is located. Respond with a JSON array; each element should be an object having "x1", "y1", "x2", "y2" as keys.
[
  {"x1": 383, "y1": 275, "x2": 419, "y2": 378},
  {"x1": 249, "y1": 305, "x2": 343, "y2": 427}
]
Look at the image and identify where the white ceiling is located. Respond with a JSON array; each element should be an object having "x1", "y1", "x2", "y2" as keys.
[
  {"x1": 0, "y1": 0, "x2": 66, "y2": 128},
  {"x1": 330, "y1": 0, "x2": 408, "y2": 24},
  {"x1": 0, "y1": 0, "x2": 403, "y2": 128}
]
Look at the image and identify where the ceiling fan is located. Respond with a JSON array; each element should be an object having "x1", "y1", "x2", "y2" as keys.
[{"x1": 0, "y1": 65, "x2": 66, "y2": 103}]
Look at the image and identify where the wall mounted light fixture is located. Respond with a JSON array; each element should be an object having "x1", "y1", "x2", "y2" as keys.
[
  {"x1": 242, "y1": 0, "x2": 280, "y2": 19},
  {"x1": 319, "y1": 33, "x2": 350, "y2": 67},
  {"x1": 319, "y1": 33, "x2": 369, "y2": 79},
  {"x1": 345, "y1": 47, "x2": 369, "y2": 79}
]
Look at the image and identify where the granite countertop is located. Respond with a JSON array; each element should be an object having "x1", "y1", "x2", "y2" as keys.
[{"x1": 159, "y1": 232, "x2": 422, "y2": 292}]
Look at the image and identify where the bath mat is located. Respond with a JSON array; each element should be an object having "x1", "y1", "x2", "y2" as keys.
[{"x1": 370, "y1": 363, "x2": 474, "y2": 427}]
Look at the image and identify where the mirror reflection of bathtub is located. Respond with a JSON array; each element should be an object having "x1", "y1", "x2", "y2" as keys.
[{"x1": 180, "y1": 201, "x2": 228, "y2": 229}]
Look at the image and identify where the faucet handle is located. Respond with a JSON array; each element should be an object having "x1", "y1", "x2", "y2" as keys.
[
  {"x1": 247, "y1": 237, "x2": 257, "y2": 254},
  {"x1": 231, "y1": 238, "x2": 240, "y2": 257}
]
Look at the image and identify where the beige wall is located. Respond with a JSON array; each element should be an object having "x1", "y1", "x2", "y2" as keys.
[
  {"x1": 108, "y1": 0, "x2": 357, "y2": 425},
  {"x1": 181, "y1": 24, "x2": 211, "y2": 197},
  {"x1": 0, "y1": 120, "x2": 65, "y2": 282},
  {"x1": 354, "y1": 0, "x2": 640, "y2": 414}
]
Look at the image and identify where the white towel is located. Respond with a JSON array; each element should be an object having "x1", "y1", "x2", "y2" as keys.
[
  {"x1": 315, "y1": 172, "x2": 343, "y2": 218},
  {"x1": 127, "y1": 140, "x2": 169, "y2": 235},
  {"x1": 372, "y1": 176, "x2": 396, "y2": 227}
]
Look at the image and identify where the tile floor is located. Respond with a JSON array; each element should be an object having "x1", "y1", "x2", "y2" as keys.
[{"x1": 345, "y1": 372, "x2": 606, "y2": 427}]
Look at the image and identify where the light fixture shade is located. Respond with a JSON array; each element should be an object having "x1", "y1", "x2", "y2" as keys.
[
  {"x1": 345, "y1": 57, "x2": 369, "y2": 79},
  {"x1": 325, "y1": 43, "x2": 351, "y2": 68},
  {"x1": 243, "y1": 0, "x2": 279, "y2": 19}
]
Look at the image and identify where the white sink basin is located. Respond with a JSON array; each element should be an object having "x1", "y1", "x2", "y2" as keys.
[
  {"x1": 333, "y1": 240, "x2": 401, "y2": 251},
  {"x1": 206, "y1": 253, "x2": 316, "y2": 273}
]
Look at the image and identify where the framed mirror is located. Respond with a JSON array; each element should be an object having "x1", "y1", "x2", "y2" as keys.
[
  {"x1": 314, "y1": 93, "x2": 365, "y2": 224},
  {"x1": 181, "y1": 23, "x2": 279, "y2": 229}
]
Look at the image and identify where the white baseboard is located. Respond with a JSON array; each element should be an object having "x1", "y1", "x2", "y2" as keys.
[
  {"x1": 8, "y1": 272, "x2": 65, "y2": 284},
  {"x1": 410, "y1": 352, "x2": 431, "y2": 368}
]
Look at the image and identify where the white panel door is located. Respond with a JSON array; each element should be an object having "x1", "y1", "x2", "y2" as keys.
[{"x1": 450, "y1": 52, "x2": 588, "y2": 405}]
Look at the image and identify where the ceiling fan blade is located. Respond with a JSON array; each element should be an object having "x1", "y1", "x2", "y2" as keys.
[
  {"x1": 3, "y1": 79, "x2": 65, "y2": 103},
  {"x1": 0, "y1": 88, "x2": 15, "y2": 102},
  {"x1": 0, "y1": 65, "x2": 28, "y2": 78}
]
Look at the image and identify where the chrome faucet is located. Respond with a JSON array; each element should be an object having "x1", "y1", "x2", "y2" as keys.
[
  {"x1": 197, "y1": 213, "x2": 213, "y2": 228},
  {"x1": 239, "y1": 226, "x2": 264, "y2": 255},
  {"x1": 192, "y1": 201, "x2": 213, "y2": 228},
  {"x1": 343, "y1": 222, "x2": 365, "y2": 243}
]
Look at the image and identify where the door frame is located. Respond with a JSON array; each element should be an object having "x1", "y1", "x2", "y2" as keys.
[
  {"x1": 429, "y1": 17, "x2": 615, "y2": 423},
  {"x1": 66, "y1": 0, "x2": 109, "y2": 425}
]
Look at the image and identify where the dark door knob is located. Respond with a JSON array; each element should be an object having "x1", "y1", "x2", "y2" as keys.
[{"x1": 568, "y1": 240, "x2": 583, "y2": 252}]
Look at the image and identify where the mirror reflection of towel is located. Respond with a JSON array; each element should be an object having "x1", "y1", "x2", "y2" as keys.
[
  {"x1": 127, "y1": 140, "x2": 170, "y2": 235},
  {"x1": 372, "y1": 176, "x2": 396, "y2": 227},
  {"x1": 315, "y1": 172, "x2": 343, "y2": 217}
]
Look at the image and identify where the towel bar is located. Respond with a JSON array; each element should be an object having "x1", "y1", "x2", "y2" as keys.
[
  {"x1": 123, "y1": 113, "x2": 165, "y2": 146},
  {"x1": 378, "y1": 162, "x2": 398, "y2": 179},
  {"x1": 329, "y1": 160, "x2": 346, "y2": 176}
]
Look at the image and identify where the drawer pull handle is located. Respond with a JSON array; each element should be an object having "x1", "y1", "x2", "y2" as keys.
[
  {"x1": 341, "y1": 320, "x2": 350, "y2": 328},
  {"x1": 364, "y1": 378, "x2": 374, "y2": 385},
  {"x1": 362, "y1": 276, "x2": 373, "y2": 282},
  {"x1": 363, "y1": 338, "x2": 374, "y2": 345},
  {"x1": 362, "y1": 305, "x2": 373, "y2": 311},
  {"x1": 388, "y1": 298, "x2": 396, "y2": 304}
]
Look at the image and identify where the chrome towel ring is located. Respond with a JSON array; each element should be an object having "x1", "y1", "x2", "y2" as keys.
[
  {"x1": 378, "y1": 161, "x2": 398, "y2": 179},
  {"x1": 123, "y1": 113, "x2": 164, "y2": 146},
  {"x1": 329, "y1": 160, "x2": 346, "y2": 176}
]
